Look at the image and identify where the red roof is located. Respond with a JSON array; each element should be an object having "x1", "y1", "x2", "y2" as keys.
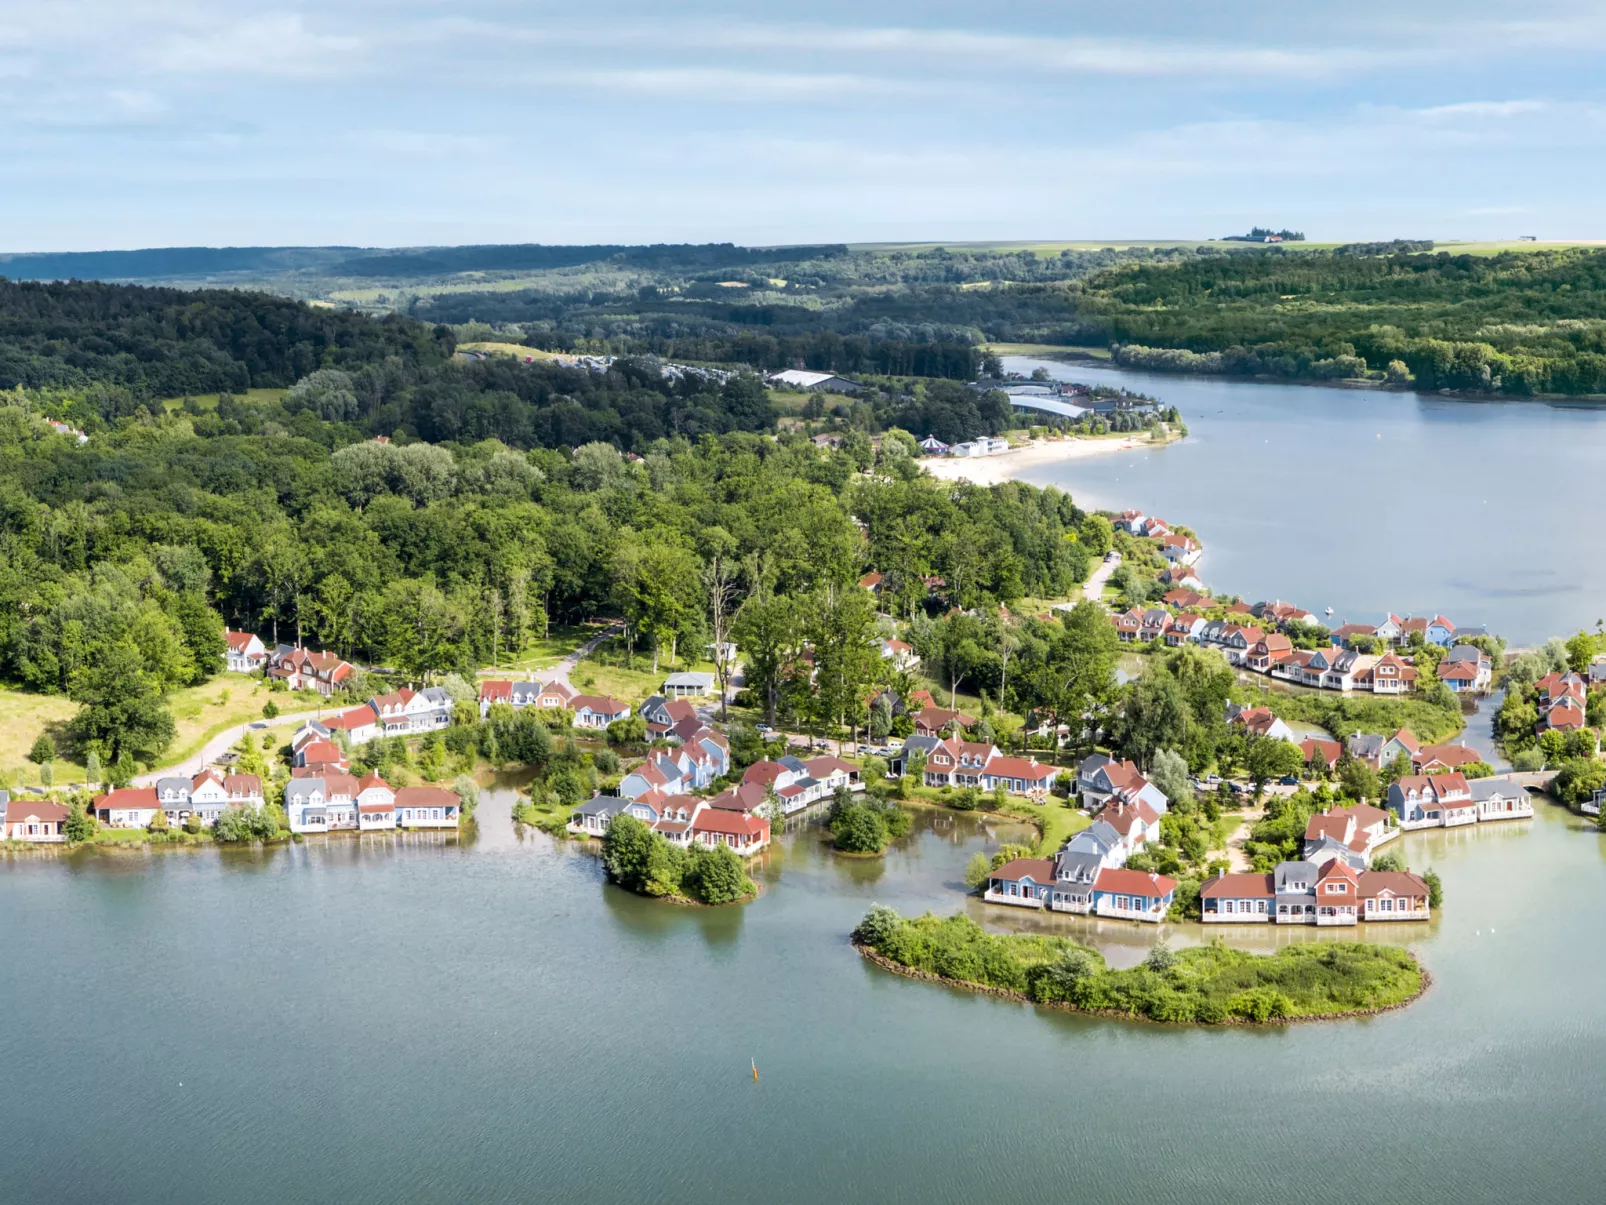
[
  {"x1": 225, "y1": 630, "x2": 260, "y2": 653},
  {"x1": 395, "y1": 786, "x2": 456, "y2": 808},
  {"x1": 691, "y1": 811, "x2": 769, "y2": 838},
  {"x1": 1358, "y1": 871, "x2": 1429, "y2": 899},
  {"x1": 93, "y1": 787, "x2": 157, "y2": 810},
  {"x1": 479, "y1": 679, "x2": 513, "y2": 702},
  {"x1": 324, "y1": 705, "x2": 377, "y2": 732},
  {"x1": 988, "y1": 857, "x2": 1055, "y2": 883},
  {"x1": 804, "y1": 755, "x2": 859, "y2": 777},
  {"x1": 223, "y1": 773, "x2": 262, "y2": 796},
  {"x1": 1093, "y1": 868, "x2": 1177, "y2": 898},
  {"x1": 5, "y1": 798, "x2": 70, "y2": 825},
  {"x1": 983, "y1": 756, "x2": 1054, "y2": 782},
  {"x1": 1300, "y1": 738, "x2": 1343, "y2": 765},
  {"x1": 741, "y1": 761, "x2": 788, "y2": 787},
  {"x1": 1200, "y1": 872, "x2": 1274, "y2": 899},
  {"x1": 357, "y1": 771, "x2": 391, "y2": 792}
]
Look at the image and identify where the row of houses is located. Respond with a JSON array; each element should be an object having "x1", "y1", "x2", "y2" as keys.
[
  {"x1": 284, "y1": 773, "x2": 460, "y2": 833},
  {"x1": 1113, "y1": 511, "x2": 1201, "y2": 565},
  {"x1": 569, "y1": 785, "x2": 772, "y2": 855},
  {"x1": 92, "y1": 770, "x2": 266, "y2": 829},
  {"x1": 1200, "y1": 862, "x2": 1431, "y2": 925}
]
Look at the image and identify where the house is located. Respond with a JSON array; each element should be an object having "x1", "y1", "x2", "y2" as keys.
[
  {"x1": 356, "y1": 772, "x2": 397, "y2": 830},
  {"x1": 1387, "y1": 773, "x2": 1474, "y2": 829},
  {"x1": 1303, "y1": 804, "x2": 1393, "y2": 863},
  {"x1": 923, "y1": 738, "x2": 999, "y2": 788},
  {"x1": 571, "y1": 694, "x2": 632, "y2": 730},
  {"x1": 293, "y1": 738, "x2": 347, "y2": 773},
  {"x1": 640, "y1": 694, "x2": 699, "y2": 738},
  {"x1": 394, "y1": 786, "x2": 461, "y2": 829},
  {"x1": 1378, "y1": 728, "x2": 1421, "y2": 769},
  {"x1": 1112, "y1": 609, "x2": 1143, "y2": 643},
  {"x1": 769, "y1": 369, "x2": 861, "y2": 393},
  {"x1": 1590, "y1": 655, "x2": 1606, "y2": 686},
  {"x1": 879, "y1": 638, "x2": 920, "y2": 671},
  {"x1": 4, "y1": 796, "x2": 69, "y2": 842},
  {"x1": 268, "y1": 647, "x2": 354, "y2": 697},
  {"x1": 1075, "y1": 754, "x2": 1168, "y2": 815},
  {"x1": 1402, "y1": 615, "x2": 1456, "y2": 646},
  {"x1": 323, "y1": 704, "x2": 380, "y2": 745},
  {"x1": 1162, "y1": 588, "x2": 1210, "y2": 609},
  {"x1": 1540, "y1": 698, "x2": 1586, "y2": 733},
  {"x1": 1469, "y1": 776, "x2": 1534, "y2": 822},
  {"x1": 1045, "y1": 848, "x2": 1103, "y2": 913},
  {"x1": 1114, "y1": 509, "x2": 1147, "y2": 534},
  {"x1": 689, "y1": 808, "x2": 770, "y2": 855},
  {"x1": 1303, "y1": 645, "x2": 1362, "y2": 691},
  {"x1": 1158, "y1": 566, "x2": 1204, "y2": 590},
  {"x1": 285, "y1": 774, "x2": 359, "y2": 833},
  {"x1": 1256, "y1": 600, "x2": 1318, "y2": 627},
  {"x1": 912, "y1": 705, "x2": 976, "y2": 737},
  {"x1": 1165, "y1": 613, "x2": 1208, "y2": 646},
  {"x1": 480, "y1": 678, "x2": 551, "y2": 716},
  {"x1": 569, "y1": 794, "x2": 628, "y2": 836},
  {"x1": 1374, "y1": 614, "x2": 1405, "y2": 644},
  {"x1": 1203, "y1": 864, "x2": 1429, "y2": 924},
  {"x1": 152, "y1": 768, "x2": 260, "y2": 827},
  {"x1": 371, "y1": 687, "x2": 453, "y2": 735},
  {"x1": 1413, "y1": 743, "x2": 1483, "y2": 774},
  {"x1": 858, "y1": 571, "x2": 883, "y2": 592},
  {"x1": 1535, "y1": 671, "x2": 1587, "y2": 710},
  {"x1": 1089, "y1": 868, "x2": 1175, "y2": 923},
  {"x1": 983, "y1": 857, "x2": 1057, "y2": 909},
  {"x1": 1139, "y1": 609, "x2": 1171, "y2": 643},
  {"x1": 1299, "y1": 738, "x2": 1343, "y2": 770},
  {"x1": 1226, "y1": 704, "x2": 1296, "y2": 743},
  {"x1": 224, "y1": 630, "x2": 268, "y2": 673},
  {"x1": 1346, "y1": 732, "x2": 1386, "y2": 769},
  {"x1": 1102, "y1": 799, "x2": 1162, "y2": 853},
  {"x1": 1066, "y1": 819, "x2": 1128, "y2": 870},
  {"x1": 1329, "y1": 623, "x2": 1376, "y2": 650},
  {"x1": 1216, "y1": 625, "x2": 1260, "y2": 666},
  {"x1": 618, "y1": 756, "x2": 689, "y2": 801},
  {"x1": 1437, "y1": 645, "x2": 1492, "y2": 692},
  {"x1": 1200, "y1": 872, "x2": 1275, "y2": 923},
  {"x1": 92, "y1": 786, "x2": 161, "y2": 828},
  {"x1": 1157, "y1": 533, "x2": 1201, "y2": 565},
  {"x1": 887, "y1": 734, "x2": 943, "y2": 778},
  {"x1": 1246, "y1": 633, "x2": 1294, "y2": 673},
  {"x1": 662, "y1": 671, "x2": 716, "y2": 698},
  {"x1": 1363, "y1": 652, "x2": 1417, "y2": 694},
  {"x1": 534, "y1": 680, "x2": 577, "y2": 710},
  {"x1": 805, "y1": 755, "x2": 864, "y2": 797}
]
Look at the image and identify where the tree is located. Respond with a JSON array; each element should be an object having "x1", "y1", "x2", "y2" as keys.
[
  {"x1": 1423, "y1": 868, "x2": 1443, "y2": 909},
  {"x1": 831, "y1": 802, "x2": 890, "y2": 853},
  {"x1": 28, "y1": 734, "x2": 54, "y2": 764},
  {"x1": 686, "y1": 843, "x2": 751, "y2": 904},
  {"x1": 701, "y1": 528, "x2": 740, "y2": 722},
  {"x1": 964, "y1": 851, "x2": 992, "y2": 889},
  {"x1": 1148, "y1": 748, "x2": 1193, "y2": 812},
  {"x1": 1245, "y1": 737, "x2": 1303, "y2": 799},
  {"x1": 84, "y1": 750, "x2": 102, "y2": 787},
  {"x1": 600, "y1": 814, "x2": 657, "y2": 891},
  {"x1": 1113, "y1": 671, "x2": 1191, "y2": 770},
  {"x1": 732, "y1": 587, "x2": 798, "y2": 728},
  {"x1": 1380, "y1": 750, "x2": 1413, "y2": 787},
  {"x1": 67, "y1": 641, "x2": 175, "y2": 764},
  {"x1": 63, "y1": 798, "x2": 96, "y2": 842},
  {"x1": 453, "y1": 774, "x2": 481, "y2": 820},
  {"x1": 1566, "y1": 630, "x2": 1596, "y2": 675}
]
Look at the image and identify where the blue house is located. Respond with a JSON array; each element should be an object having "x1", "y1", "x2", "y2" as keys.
[
  {"x1": 1090, "y1": 868, "x2": 1176, "y2": 923},
  {"x1": 982, "y1": 857, "x2": 1056, "y2": 909}
]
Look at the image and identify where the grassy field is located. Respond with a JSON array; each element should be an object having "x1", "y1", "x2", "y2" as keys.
[
  {"x1": 0, "y1": 691, "x2": 80, "y2": 781},
  {"x1": 572, "y1": 636, "x2": 721, "y2": 703},
  {"x1": 455, "y1": 341, "x2": 561, "y2": 361},
  {"x1": 984, "y1": 341, "x2": 1112, "y2": 360},
  {"x1": 159, "y1": 387, "x2": 287, "y2": 413},
  {"x1": 478, "y1": 623, "x2": 607, "y2": 675}
]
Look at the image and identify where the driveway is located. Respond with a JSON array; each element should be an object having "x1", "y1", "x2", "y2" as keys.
[{"x1": 133, "y1": 707, "x2": 330, "y2": 786}]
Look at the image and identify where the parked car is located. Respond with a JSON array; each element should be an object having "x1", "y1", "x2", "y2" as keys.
[
  {"x1": 755, "y1": 723, "x2": 774, "y2": 735},
  {"x1": 1278, "y1": 774, "x2": 1300, "y2": 786}
]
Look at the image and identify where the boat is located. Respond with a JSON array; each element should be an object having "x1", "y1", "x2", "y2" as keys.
[{"x1": 1325, "y1": 607, "x2": 1334, "y2": 616}]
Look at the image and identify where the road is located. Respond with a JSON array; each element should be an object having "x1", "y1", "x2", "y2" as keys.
[
  {"x1": 133, "y1": 706, "x2": 331, "y2": 786},
  {"x1": 1082, "y1": 556, "x2": 1119, "y2": 602}
]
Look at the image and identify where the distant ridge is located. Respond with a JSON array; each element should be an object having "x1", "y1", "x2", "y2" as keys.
[{"x1": 0, "y1": 242, "x2": 849, "y2": 284}]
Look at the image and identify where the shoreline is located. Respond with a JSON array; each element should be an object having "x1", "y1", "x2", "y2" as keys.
[
  {"x1": 853, "y1": 941, "x2": 1431, "y2": 1026},
  {"x1": 921, "y1": 433, "x2": 1168, "y2": 487}
]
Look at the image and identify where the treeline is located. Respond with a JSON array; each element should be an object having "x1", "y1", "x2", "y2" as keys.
[
  {"x1": 0, "y1": 388, "x2": 1100, "y2": 764},
  {"x1": 1074, "y1": 248, "x2": 1606, "y2": 394},
  {"x1": 0, "y1": 279, "x2": 451, "y2": 401}
]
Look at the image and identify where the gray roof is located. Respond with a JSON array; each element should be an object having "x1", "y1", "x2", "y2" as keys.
[
  {"x1": 1469, "y1": 776, "x2": 1527, "y2": 802},
  {"x1": 573, "y1": 795, "x2": 624, "y2": 817},
  {"x1": 420, "y1": 686, "x2": 451, "y2": 705},
  {"x1": 664, "y1": 671, "x2": 715, "y2": 688},
  {"x1": 1274, "y1": 860, "x2": 1318, "y2": 892},
  {"x1": 1078, "y1": 752, "x2": 1114, "y2": 780},
  {"x1": 156, "y1": 776, "x2": 191, "y2": 797},
  {"x1": 1303, "y1": 836, "x2": 1366, "y2": 870},
  {"x1": 1053, "y1": 849, "x2": 1102, "y2": 885},
  {"x1": 778, "y1": 756, "x2": 809, "y2": 774},
  {"x1": 1348, "y1": 733, "x2": 1385, "y2": 757},
  {"x1": 1445, "y1": 645, "x2": 1484, "y2": 663},
  {"x1": 510, "y1": 680, "x2": 543, "y2": 703},
  {"x1": 1070, "y1": 819, "x2": 1121, "y2": 854},
  {"x1": 285, "y1": 779, "x2": 327, "y2": 805}
]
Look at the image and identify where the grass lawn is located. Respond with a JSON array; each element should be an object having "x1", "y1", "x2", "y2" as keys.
[
  {"x1": 478, "y1": 622, "x2": 609, "y2": 674},
  {"x1": 983, "y1": 341, "x2": 1113, "y2": 360},
  {"x1": 161, "y1": 678, "x2": 330, "y2": 770},
  {"x1": 455, "y1": 341, "x2": 561, "y2": 361},
  {"x1": 574, "y1": 636, "x2": 720, "y2": 703},
  {"x1": 0, "y1": 689, "x2": 80, "y2": 781},
  {"x1": 158, "y1": 387, "x2": 287, "y2": 414}
]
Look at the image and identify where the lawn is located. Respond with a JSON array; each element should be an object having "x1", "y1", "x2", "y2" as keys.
[
  {"x1": 159, "y1": 387, "x2": 287, "y2": 413},
  {"x1": 0, "y1": 689, "x2": 80, "y2": 781},
  {"x1": 573, "y1": 636, "x2": 720, "y2": 704},
  {"x1": 162, "y1": 678, "x2": 329, "y2": 770},
  {"x1": 478, "y1": 622, "x2": 609, "y2": 675},
  {"x1": 455, "y1": 341, "x2": 561, "y2": 362},
  {"x1": 983, "y1": 342, "x2": 1113, "y2": 360}
]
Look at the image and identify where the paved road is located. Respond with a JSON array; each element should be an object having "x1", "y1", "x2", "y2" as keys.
[
  {"x1": 1083, "y1": 555, "x2": 1120, "y2": 602},
  {"x1": 133, "y1": 707, "x2": 331, "y2": 786},
  {"x1": 549, "y1": 622, "x2": 623, "y2": 688}
]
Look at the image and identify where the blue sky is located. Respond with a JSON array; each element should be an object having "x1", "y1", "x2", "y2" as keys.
[{"x1": 4, "y1": 0, "x2": 1606, "y2": 250}]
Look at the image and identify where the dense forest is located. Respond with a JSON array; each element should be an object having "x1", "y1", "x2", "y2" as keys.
[{"x1": 0, "y1": 279, "x2": 1107, "y2": 772}]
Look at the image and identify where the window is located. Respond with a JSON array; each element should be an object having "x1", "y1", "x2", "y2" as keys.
[{"x1": 1256, "y1": 900, "x2": 1267, "y2": 913}]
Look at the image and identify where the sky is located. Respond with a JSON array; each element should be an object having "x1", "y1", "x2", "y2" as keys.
[{"x1": 4, "y1": 0, "x2": 1606, "y2": 250}]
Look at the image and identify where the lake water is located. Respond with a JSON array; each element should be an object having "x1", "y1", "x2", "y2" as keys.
[
  {"x1": 1002, "y1": 356, "x2": 1606, "y2": 646},
  {"x1": 6, "y1": 782, "x2": 1606, "y2": 1204}
]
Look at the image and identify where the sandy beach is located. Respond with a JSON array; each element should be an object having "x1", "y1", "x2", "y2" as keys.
[{"x1": 921, "y1": 435, "x2": 1157, "y2": 486}]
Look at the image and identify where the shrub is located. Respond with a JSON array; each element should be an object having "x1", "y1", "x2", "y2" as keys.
[
  {"x1": 262, "y1": 701, "x2": 280, "y2": 719},
  {"x1": 853, "y1": 904, "x2": 902, "y2": 948},
  {"x1": 28, "y1": 734, "x2": 54, "y2": 764}
]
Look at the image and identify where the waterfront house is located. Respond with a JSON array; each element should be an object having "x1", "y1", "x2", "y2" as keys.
[
  {"x1": 1115, "y1": 509, "x2": 1147, "y2": 534},
  {"x1": 1162, "y1": 588, "x2": 1209, "y2": 609},
  {"x1": 887, "y1": 734, "x2": 942, "y2": 778},
  {"x1": 618, "y1": 755, "x2": 689, "y2": 802},
  {"x1": 1203, "y1": 863, "x2": 1429, "y2": 924},
  {"x1": 1112, "y1": 609, "x2": 1143, "y2": 643},
  {"x1": 1159, "y1": 567, "x2": 1204, "y2": 590},
  {"x1": 569, "y1": 794, "x2": 627, "y2": 836},
  {"x1": 1387, "y1": 773, "x2": 1474, "y2": 829},
  {"x1": 1304, "y1": 645, "x2": 1362, "y2": 691},
  {"x1": 268, "y1": 647, "x2": 353, "y2": 697},
  {"x1": 1226, "y1": 703, "x2": 1297, "y2": 743},
  {"x1": 1089, "y1": 868, "x2": 1175, "y2": 923},
  {"x1": 1165, "y1": 612, "x2": 1208, "y2": 646},
  {"x1": 1139, "y1": 608, "x2": 1171, "y2": 642},
  {"x1": 1247, "y1": 633, "x2": 1294, "y2": 673},
  {"x1": 689, "y1": 809, "x2": 770, "y2": 855},
  {"x1": 977, "y1": 755, "x2": 1058, "y2": 796},
  {"x1": 1469, "y1": 776, "x2": 1534, "y2": 821},
  {"x1": 983, "y1": 857, "x2": 1057, "y2": 908},
  {"x1": 923, "y1": 738, "x2": 999, "y2": 789},
  {"x1": 1313, "y1": 859, "x2": 1360, "y2": 925},
  {"x1": 356, "y1": 772, "x2": 397, "y2": 830},
  {"x1": 1157, "y1": 533, "x2": 1201, "y2": 565},
  {"x1": 4, "y1": 796, "x2": 69, "y2": 842},
  {"x1": 1591, "y1": 655, "x2": 1606, "y2": 686},
  {"x1": 371, "y1": 686, "x2": 454, "y2": 735},
  {"x1": 395, "y1": 786, "x2": 460, "y2": 829},
  {"x1": 1256, "y1": 600, "x2": 1319, "y2": 627},
  {"x1": 571, "y1": 694, "x2": 632, "y2": 730},
  {"x1": 1362, "y1": 652, "x2": 1417, "y2": 694},
  {"x1": 1374, "y1": 615, "x2": 1406, "y2": 644},
  {"x1": 1329, "y1": 623, "x2": 1376, "y2": 650},
  {"x1": 224, "y1": 630, "x2": 268, "y2": 673},
  {"x1": 92, "y1": 786, "x2": 161, "y2": 828},
  {"x1": 662, "y1": 671, "x2": 716, "y2": 698},
  {"x1": 1102, "y1": 798, "x2": 1162, "y2": 853},
  {"x1": 805, "y1": 755, "x2": 864, "y2": 797},
  {"x1": 1200, "y1": 872, "x2": 1274, "y2": 922},
  {"x1": 285, "y1": 774, "x2": 359, "y2": 833},
  {"x1": 1076, "y1": 755, "x2": 1169, "y2": 815},
  {"x1": 1437, "y1": 645, "x2": 1492, "y2": 693},
  {"x1": 1218, "y1": 625, "x2": 1260, "y2": 666},
  {"x1": 1402, "y1": 615, "x2": 1456, "y2": 646},
  {"x1": 1045, "y1": 849, "x2": 1102, "y2": 913},
  {"x1": 152, "y1": 768, "x2": 258, "y2": 828}
]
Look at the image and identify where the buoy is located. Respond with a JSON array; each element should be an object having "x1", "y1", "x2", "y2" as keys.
[{"x1": 751, "y1": 1059, "x2": 759, "y2": 1082}]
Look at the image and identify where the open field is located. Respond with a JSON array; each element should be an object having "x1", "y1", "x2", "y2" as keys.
[
  {"x1": 159, "y1": 387, "x2": 287, "y2": 413},
  {"x1": 0, "y1": 691, "x2": 80, "y2": 780},
  {"x1": 983, "y1": 342, "x2": 1112, "y2": 359},
  {"x1": 455, "y1": 341, "x2": 561, "y2": 361},
  {"x1": 478, "y1": 623, "x2": 608, "y2": 675}
]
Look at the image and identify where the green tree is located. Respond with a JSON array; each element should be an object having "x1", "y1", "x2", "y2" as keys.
[
  {"x1": 28, "y1": 734, "x2": 54, "y2": 764},
  {"x1": 1148, "y1": 748, "x2": 1193, "y2": 812},
  {"x1": 600, "y1": 813, "x2": 657, "y2": 892},
  {"x1": 686, "y1": 843, "x2": 752, "y2": 904},
  {"x1": 63, "y1": 798, "x2": 96, "y2": 842},
  {"x1": 1565, "y1": 630, "x2": 1596, "y2": 674},
  {"x1": 453, "y1": 773, "x2": 481, "y2": 820},
  {"x1": 964, "y1": 851, "x2": 993, "y2": 890},
  {"x1": 1245, "y1": 737, "x2": 1303, "y2": 799},
  {"x1": 68, "y1": 641, "x2": 175, "y2": 764}
]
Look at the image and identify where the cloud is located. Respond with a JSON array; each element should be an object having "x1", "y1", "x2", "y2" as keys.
[
  {"x1": 531, "y1": 66, "x2": 934, "y2": 101},
  {"x1": 150, "y1": 13, "x2": 362, "y2": 76},
  {"x1": 1414, "y1": 100, "x2": 1550, "y2": 120}
]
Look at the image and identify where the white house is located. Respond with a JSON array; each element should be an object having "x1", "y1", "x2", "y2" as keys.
[
  {"x1": 224, "y1": 630, "x2": 268, "y2": 673},
  {"x1": 285, "y1": 774, "x2": 359, "y2": 833},
  {"x1": 356, "y1": 772, "x2": 397, "y2": 830},
  {"x1": 395, "y1": 786, "x2": 460, "y2": 829}
]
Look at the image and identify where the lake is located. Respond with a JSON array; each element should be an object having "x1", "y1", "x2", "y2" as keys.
[
  {"x1": 1002, "y1": 356, "x2": 1606, "y2": 647},
  {"x1": 6, "y1": 782, "x2": 1606, "y2": 1204}
]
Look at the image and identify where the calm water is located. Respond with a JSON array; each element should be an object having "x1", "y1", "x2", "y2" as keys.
[
  {"x1": 6, "y1": 782, "x2": 1606, "y2": 1203},
  {"x1": 1004, "y1": 356, "x2": 1606, "y2": 645}
]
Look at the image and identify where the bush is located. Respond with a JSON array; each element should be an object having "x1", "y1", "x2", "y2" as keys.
[
  {"x1": 262, "y1": 701, "x2": 280, "y2": 719},
  {"x1": 28, "y1": 734, "x2": 54, "y2": 764},
  {"x1": 593, "y1": 748, "x2": 621, "y2": 775},
  {"x1": 853, "y1": 904, "x2": 902, "y2": 948},
  {"x1": 1510, "y1": 748, "x2": 1544, "y2": 772}
]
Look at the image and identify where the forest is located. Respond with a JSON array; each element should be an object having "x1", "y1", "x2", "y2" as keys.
[{"x1": 0, "y1": 282, "x2": 1107, "y2": 772}]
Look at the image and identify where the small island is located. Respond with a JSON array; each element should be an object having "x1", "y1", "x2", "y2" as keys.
[
  {"x1": 827, "y1": 791, "x2": 912, "y2": 855},
  {"x1": 599, "y1": 812, "x2": 756, "y2": 905},
  {"x1": 852, "y1": 906, "x2": 1424, "y2": 1024}
]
